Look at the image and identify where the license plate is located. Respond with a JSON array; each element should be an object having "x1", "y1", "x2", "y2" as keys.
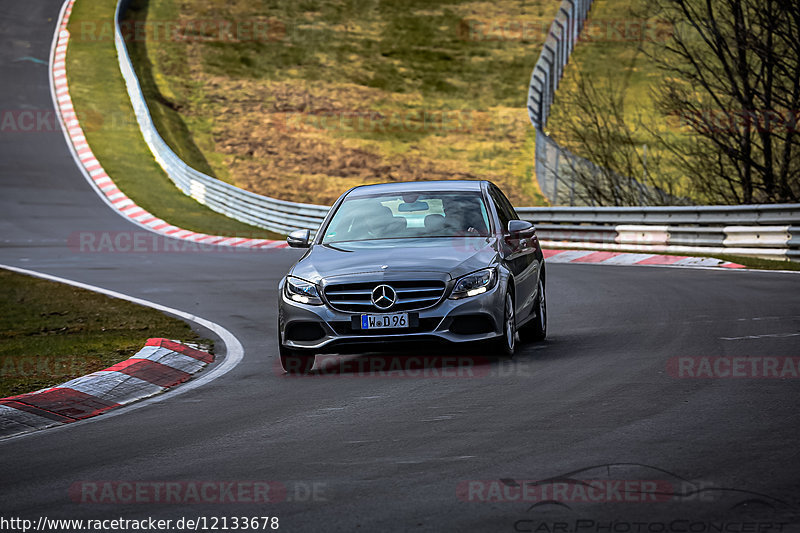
[{"x1": 360, "y1": 313, "x2": 409, "y2": 329}]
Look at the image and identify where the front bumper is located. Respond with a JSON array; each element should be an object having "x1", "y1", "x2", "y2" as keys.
[{"x1": 278, "y1": 282, "x2": 505, "y2": 353}]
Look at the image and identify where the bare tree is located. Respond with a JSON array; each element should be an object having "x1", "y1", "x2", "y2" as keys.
[
  {"x1": 647, "y1": 0, "x2": 800, "y2": 204},
  {"x1": 552, "y1": 71, "x2": 684, "y2": 206}
]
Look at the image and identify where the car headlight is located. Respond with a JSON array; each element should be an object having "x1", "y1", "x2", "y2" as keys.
[
  {"x1": 450, "y1": 268, "x2": 497, "y2": 299},
  {"x1": 285, "y1": 276, "x2": 323, "y2": 305}
]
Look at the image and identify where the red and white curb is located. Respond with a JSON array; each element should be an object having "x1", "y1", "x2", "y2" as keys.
[
  {"x1": 51, "y1": 0, "x2": 287, "y2": 250},
  {"x1": 0, "y1": 338, "x2": 213, "y2": 439},
  {"x1": 543, "y1": 249, "x2": 745, "y2": 268}
]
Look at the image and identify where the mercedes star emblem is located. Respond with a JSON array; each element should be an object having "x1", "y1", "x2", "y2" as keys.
[{"x1": 371, "y1": 284, "x2": 396, "y2": 310}]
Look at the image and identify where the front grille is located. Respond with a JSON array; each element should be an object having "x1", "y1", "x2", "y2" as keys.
[{"x1": 323, "y1": 280, "x2": 446, "y2": 312}]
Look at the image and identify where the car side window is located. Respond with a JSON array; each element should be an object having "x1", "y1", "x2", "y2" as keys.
[{"x1": 489, "y1": 187, "x2": 517, "y2": 233}]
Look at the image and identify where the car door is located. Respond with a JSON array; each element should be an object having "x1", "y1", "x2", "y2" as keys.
[{"x1": 488, "y1": 186, "x2": 539, "y2": 320}]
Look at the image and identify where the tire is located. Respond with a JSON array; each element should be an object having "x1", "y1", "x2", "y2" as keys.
[
  {"x1": 490, "y1": 290, "x2": 516, "y2": 358},
  {"x1": 519, "y1": 275, "x2": 547, "y2": 342},
  {"x1": 279, "y1": 341, "x2": 315, "y2": 374}
]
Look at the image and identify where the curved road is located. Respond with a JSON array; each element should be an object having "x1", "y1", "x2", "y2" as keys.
[{"x1": 1, "y1": 1, "x2": 799, "y2": 531}]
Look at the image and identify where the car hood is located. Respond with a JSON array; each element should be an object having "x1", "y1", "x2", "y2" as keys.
[{"x1": 289, "y1": 238, "x2": 499, "y2": 282}]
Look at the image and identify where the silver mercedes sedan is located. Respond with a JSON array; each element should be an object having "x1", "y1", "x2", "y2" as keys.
[{"x1": 277, "y1": 180, "x2": 546, "y2": 374}]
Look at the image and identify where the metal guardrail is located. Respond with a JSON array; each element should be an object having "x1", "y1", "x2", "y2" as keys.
[
  {"x1": 518, "y1": 205, "x2": 800, "y2": 260},
  {"x1": 516, "y1": 204, "x2": 800, "y2": 226},
  {"x1": 531, "y1": 225, "x2": 800, "y2": 261},
  {"x1": 113, "y1": 0, "x2": 800, "y2": 261},
  {"x1": 526, "y1": 0, "x2": 592, "y2": 129},
  {"x1": 114, "y1": 0, "x2": 329, "y2": 234}
]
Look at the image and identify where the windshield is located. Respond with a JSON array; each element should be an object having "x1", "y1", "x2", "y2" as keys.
[{"x1": 321, "y1": 191, "x2": 491, "y2": 244}]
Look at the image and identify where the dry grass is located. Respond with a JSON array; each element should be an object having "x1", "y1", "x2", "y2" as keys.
[
  {"x1": 130, "y1": 0, "x2": 557, "y2": 205},
  {"x1": 0, "y1": 270, "x2": 203, "y2": 398}
]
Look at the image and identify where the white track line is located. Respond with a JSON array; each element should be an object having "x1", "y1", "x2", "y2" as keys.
[
  {"x1": 47, "y1": 0, "x2": 153, "y2": 233},
  {"x1": 48, "y1": 0, "x2": 285, "y2": 249},
  {"x1": 0, "y1": 264, "x2": 245, "y2": 440}
]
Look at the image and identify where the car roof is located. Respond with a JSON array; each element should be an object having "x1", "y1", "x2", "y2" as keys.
[{"x1": 346, "y1": 180, "x2": 487, "y2": 198}]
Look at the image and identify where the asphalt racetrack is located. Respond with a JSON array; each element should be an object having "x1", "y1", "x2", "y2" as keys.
[{"x1": 1, "y1": 1, "x2": 799, "y2": 531}]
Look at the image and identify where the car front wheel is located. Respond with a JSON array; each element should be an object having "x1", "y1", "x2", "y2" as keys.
[
  {"x1": 490, "y1": 290, "x2": 516, "y2": 357},
  {"x1": 519, "y1": 276, "x2": 546, "y2": 342}
]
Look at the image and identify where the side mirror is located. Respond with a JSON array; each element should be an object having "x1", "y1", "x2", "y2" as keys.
[
  {"x1": 507, "y1": 219, "x2": 535, "y2": 236},
  {"x1": 287, "y1": 229, "x2": 311, "y2": 248}
]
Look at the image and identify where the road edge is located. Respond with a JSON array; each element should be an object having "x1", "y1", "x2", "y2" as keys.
[
  {"x1": 50, "y1": 0, "x2": 287, "y2": 250},
  {"x1": 0, "y1": 264, "x2": 245, "y2": 441}
]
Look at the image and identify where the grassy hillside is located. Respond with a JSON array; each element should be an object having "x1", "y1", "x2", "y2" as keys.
[{"x1": 125, "y1": 0, "x2": 557, "y2": 205}]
